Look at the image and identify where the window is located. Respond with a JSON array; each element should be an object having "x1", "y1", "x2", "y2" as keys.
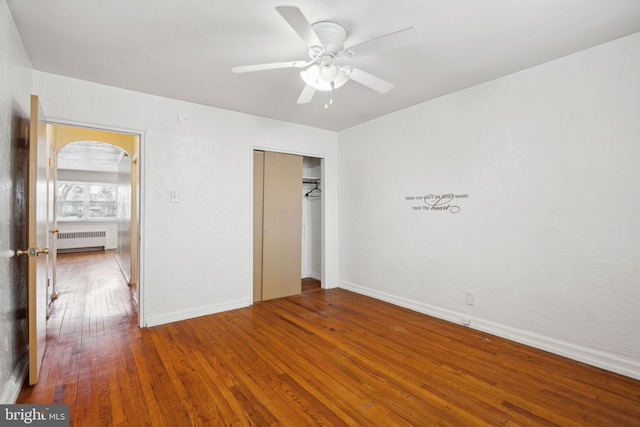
[{"x1": 57, "y1": 182, "x2": 118, "y2": 221}]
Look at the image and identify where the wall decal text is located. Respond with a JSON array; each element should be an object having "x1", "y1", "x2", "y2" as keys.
[{"x1": 405, "y1": 193, "x2": 468, "y2": 213}]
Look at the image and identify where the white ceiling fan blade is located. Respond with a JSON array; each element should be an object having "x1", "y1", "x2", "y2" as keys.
[
  {"x1": 232, "y1": 60, "x2": 311, "y2": 74},
  {"x1": 348, "y1": 68, "x2": 394, "y2": 94},
  {"x1": 344, "y1": 27, "x2": 421, "y2": 59},
  {"x1": 297, "y1": 85, "x2": 316, "y2": 104},
  {"x1": 275, "y1": 6, "x2": 322, "y2": 47}
]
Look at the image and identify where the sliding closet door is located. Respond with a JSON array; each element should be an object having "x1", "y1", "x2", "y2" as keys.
[{"x1": 261, "y1": 151, "x2": 302, "y2": 301}]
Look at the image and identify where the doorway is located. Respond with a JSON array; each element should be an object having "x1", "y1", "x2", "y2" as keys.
[
  {"x1": 253, "y1": 150, "x2": 323, "y2": 302},
  {"x1": 49, "y1": 123, "x2": 142, "y2": 321}
]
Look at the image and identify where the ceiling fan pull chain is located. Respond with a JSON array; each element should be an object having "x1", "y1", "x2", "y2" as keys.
[{"x1": 325, "y1": 83, "x2": 335, "y2": 110}]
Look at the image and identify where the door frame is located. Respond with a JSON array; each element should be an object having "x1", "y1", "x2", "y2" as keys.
[
  {"x1": 251, "y1": 146, "x2": 327, "y2": 299},
  {"x1": 45, "y1": 118, "x2": 146, "y2": 327}
]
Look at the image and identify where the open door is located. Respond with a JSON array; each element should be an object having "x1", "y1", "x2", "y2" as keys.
[{"x1": 16, "y1": 95, "x2": 50, "y2": 384}]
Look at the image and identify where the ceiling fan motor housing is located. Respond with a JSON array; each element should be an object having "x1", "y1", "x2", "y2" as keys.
[{"x1": 310, "y1": 21, "x2": 347, "y2": 57}]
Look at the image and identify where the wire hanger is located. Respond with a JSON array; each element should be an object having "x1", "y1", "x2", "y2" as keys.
[{"x1": 305, "y1": 182, "x2": 321, "y2": 198}]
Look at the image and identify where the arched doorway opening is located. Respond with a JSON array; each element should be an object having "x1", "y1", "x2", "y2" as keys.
[{"x1": 50, "y1": 124, "x2": 141, "y2": 313}]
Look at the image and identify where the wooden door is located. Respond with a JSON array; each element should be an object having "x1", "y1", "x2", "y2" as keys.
[
  {"x1": 27, "y1": 95, "x2": 49, "y2": 384},
  {"x1": 261, "y1": 151, "x2": 302, "y2": 301}
]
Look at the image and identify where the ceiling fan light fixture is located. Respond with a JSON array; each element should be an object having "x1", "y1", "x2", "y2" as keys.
[
  {"x1": 318, "y1": 62, "x2": 339, "y2": 82},
  {"x1": 301, "y1": 65, "x2": 328, "y2": 91},
  {"x1": 301, "y1": 65, "x2": 349, "y2": 92}
]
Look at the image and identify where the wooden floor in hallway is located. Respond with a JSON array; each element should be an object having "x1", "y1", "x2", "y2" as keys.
[{"x1": 17, "y1": 251, "x2": 640, "y2": 426}]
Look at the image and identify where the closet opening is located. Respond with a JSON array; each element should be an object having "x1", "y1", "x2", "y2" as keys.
[
  {"x1": 302, "y1": 156, "x2": 322, "y2": 286},
  {"x1": 253, "y1": 151, "x2": 323, "y2": 302}
]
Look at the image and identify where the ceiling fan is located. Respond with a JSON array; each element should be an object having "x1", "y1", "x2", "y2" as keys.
[{"x1": 232, "y1": 6, "x2": 421, "y2": 108}]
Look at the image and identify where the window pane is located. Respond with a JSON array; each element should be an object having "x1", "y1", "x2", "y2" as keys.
[
  {"x1": 56, "y1": 182, "x2": 118, "y2": 220},
  {"x1": 57, "y1": 183, "x2": 86, "y2": 219},
  {"x1": 57, "y1": 183, "x2": 85, "y2": 201},
  {"x1": 89, "y1": 201, "x2": 117, "y2": 218},
  {"x1": 89, "y1": 185, "x2": 117, "y2": 202},
  {"x1": 88, "y1": 185, "x2": 118, "y2": 219},
  {"x1": 58, "y1": 201, "x2": 84, "y2": 219}
]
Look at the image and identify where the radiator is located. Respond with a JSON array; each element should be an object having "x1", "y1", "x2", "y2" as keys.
[{"x1": 57, "y1": 230, "x2": 107, "y2": 252}]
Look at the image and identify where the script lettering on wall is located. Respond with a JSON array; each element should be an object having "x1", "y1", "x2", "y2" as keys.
[{"x1": 405, "y1": 193, "x2": 469, "y2": 213}]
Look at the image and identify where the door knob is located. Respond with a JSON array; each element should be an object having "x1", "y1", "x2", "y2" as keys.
[
  {"x1": 50, "y1": 228, "x2": 60, "y2": 234},
  {"x1": 15, "y1": 247, "x2": 49, "y2": 257}
]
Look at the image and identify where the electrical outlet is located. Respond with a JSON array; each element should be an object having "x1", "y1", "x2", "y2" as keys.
[{"x1": 465, "y1": 292, "x2": 475, "y2": 306}]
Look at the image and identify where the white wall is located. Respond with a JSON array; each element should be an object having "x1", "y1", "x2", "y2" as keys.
[
  {"x1": 0, "y1": 0, "x2": 33, "y2": 403},
  {"x1": 338, "y1": 33, "x2": 640, "y2": 379},
  {"x1": 57, "y1": 169, "x2": 118, "y2": 183},
  {"x1": 33, "y1": 71, "x2": 338, "y2": 327}
]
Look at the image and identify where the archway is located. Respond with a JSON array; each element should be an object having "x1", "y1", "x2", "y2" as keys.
[{"x1": 50, "y1": 124, "x2": 141, "y2": 311}]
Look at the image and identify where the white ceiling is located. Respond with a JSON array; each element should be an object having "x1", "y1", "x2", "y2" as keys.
[{"x1": 7, "y1": 0, "x2": 640, "y2": 132}]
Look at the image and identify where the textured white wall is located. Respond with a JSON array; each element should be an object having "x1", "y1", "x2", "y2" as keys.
[
  {"x1": 338, "y1": 34, "x2": 640, "y2": 379},
  {"x1": 0, "y1": 0, "x2": 33, "y2": 403},
  {"x1": 33, "y1": 72, "x2": 338, "y2": 327}
]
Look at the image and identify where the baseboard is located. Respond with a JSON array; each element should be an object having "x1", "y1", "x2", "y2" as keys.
[
  {"x1": 321, "y1": 279, "x2": 340, "y2": 289},
  {"x1": 114, "y1": 254, "x2": 131, "y2": 284},
  {"x1": 144, "y1": 298, "x2": 250, "y2": 327},
  {"x1": 0, "y1": 352, "x2": 29, "y2": 404},
  {"x1": 339, "y1": 281, "x2": 640, "y2": 381}
]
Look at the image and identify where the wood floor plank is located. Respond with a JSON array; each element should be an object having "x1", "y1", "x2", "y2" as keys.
[{"x1": 16, "y1": 251, "x2": 640, "y2": 426}]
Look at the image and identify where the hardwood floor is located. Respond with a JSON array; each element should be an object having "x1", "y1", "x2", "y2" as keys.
[
  {"x1": 301, "y1": 277, "x2": 322, "y2": 294},
  {"x1": 18, "y1": 251, "x2": 640, "y2": 426}
]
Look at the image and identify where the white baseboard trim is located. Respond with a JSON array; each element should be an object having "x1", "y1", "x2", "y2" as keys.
[
  {"x1": 114, "y1": 254, "x2": 131, "y2": 285},
  {"x1": 339, "y1": 281, "x2": 640, "y2": 381},
  {"x1": 323, "y1": 280, "x2": 340, "y2": 289},
  {"x1": 144, "y1": 298, "x2": 250, "y2": 327},
  {"x1": 0, "y1": 351, "x2": 29, "y2": 404}
]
